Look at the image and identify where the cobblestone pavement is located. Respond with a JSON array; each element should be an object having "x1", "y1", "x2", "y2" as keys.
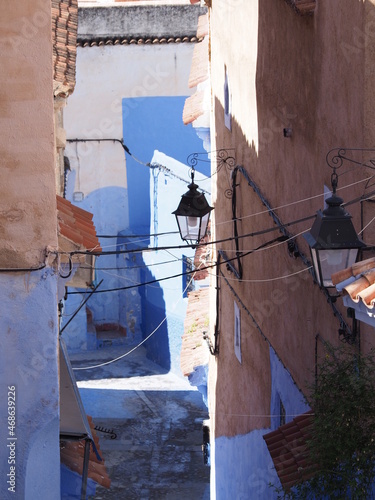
[{"x1": 69, "y1": 346, "x2": 210, "y2": 500}]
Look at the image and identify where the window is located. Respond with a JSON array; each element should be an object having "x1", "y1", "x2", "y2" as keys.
[
  {"x1": 234, "y1": 300, "x2": 241, "y2": 363},
  {"x1": 224, "y1": 66, "x2": 232, "y2": 131}
]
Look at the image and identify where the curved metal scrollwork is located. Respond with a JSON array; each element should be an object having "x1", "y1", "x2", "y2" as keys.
[
  {"x1": 215, "y1": 149, "x2": 236, "y2": 172},
  {"x1": 186, "y1": 148, "x2": 236, "y2": 175},
  {"x1": 326, "y1": 147, "x2": 375, "y2": 172},
  {"x1": 326, "y1": 147, "x2": 375, "y2": 192},
  {"x1": 326, "y1": 148, "x2": 347, "y2": 172}
]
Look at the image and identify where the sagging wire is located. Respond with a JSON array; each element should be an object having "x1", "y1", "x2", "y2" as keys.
[
  {"x1": 72, "y1": 261, "x2": 201, "y2": 371},
  {"x1": 359, "y1": 214, "x2": 375, "y2": 235},
  {"x1": 58, "y1": 254, "x2": 73, "y2": 279},
  {"x1": 68, "y1": 139, "x2": 374, "y2": 227},
  {"x1": 79, "y1": 255, "x2": 188, "y2": 271},
  {"x1": 4, "y1": 171, "x2": 375, "y2": 274},
  {"x1": 98, "y1": 231, "x2": 179, "y2": 238},
  {"x1": 60, "y1": 279, "x2": 104, "y2": 335},
  {"x1": 215, "y1": 174, "x2": 375, "y2": 227},
  {"x1": 67, "y1": 138, "x2": 210, "y2": 193},
  {"x1": 57, "y1": 186, "x2": 375, "y2": 261},
  {"x1": 66, "y1": 233, "x2": 297, "y2": 295},
  {"x1": 207, "y1": 265, "x2": 312, "y2": 284},
  {"x1": 94, "y1": 265, "x2": 186, "y2": 291}
]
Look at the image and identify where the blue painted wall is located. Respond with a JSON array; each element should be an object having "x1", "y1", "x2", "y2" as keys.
[
  {"x1": 0, "y1": 270, "x2": 60, "y2": 499},
  {"x1": 213, "y1": 346, "x2": 310, "y2": 499},
  {"x1": 123, "y1": 96, "x2": 209, "y2": 236},
  {"x1": 123, "y1": 96, "x2": 209, "y2": 374},
  {"x1": 63, "y1": 96, "x2": 209, "y2": 378}
]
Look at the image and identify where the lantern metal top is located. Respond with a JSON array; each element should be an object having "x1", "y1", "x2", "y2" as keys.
[
  {"x1": 304, "y1": 166, "x2": 365, "y2": 288},
  {"x1": 172, "y1": 169, "x2": 213, "y2": 246},
  {"x1": 304, "y1": 193, "x2": 365, "y2": 251}
]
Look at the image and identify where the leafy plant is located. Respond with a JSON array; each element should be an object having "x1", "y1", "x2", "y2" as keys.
[{"x1": 281, "y1": 344, "x2": 375, "y2": 500}]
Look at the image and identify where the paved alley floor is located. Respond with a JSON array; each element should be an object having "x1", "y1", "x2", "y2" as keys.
[{"x1": 69, "y1": 346, "x2": 210, "y2": 500}]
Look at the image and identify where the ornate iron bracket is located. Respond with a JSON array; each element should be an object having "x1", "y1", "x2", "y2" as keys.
[
  {"x1": 326, "y1": 148, "x2": 375, "y2": 191},
  {"x1": 190, "y1": 148, "x2": 358, "y2": 344}
]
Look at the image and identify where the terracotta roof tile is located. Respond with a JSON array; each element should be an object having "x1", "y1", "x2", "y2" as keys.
[
  {"x1": 57, "y1": 196, "x2": 102, "y2": 253},
  {"x1": 188, "y1": 37, "x2": 209, "y2": 88},
  {"x1": 77, "y1": 35, "x2": 199, "y2": 47},
  {"x1": 183, "y1": 90, "x2": 205, "y2": 125},
  {"x1": 332, "y1": 257, "x2": 375, "y2": 309},
  {"x1": 263, "y1": 411, "x2": 315, "y2": 491},
  {"x1": 52, "y1": 0, "x2": 78, "y2": 97},
  {"x1": 60, "y1": 415, "x2": 111, "y2": 489},
  {"x1": 180, "y1": 288, "x2": 209, "y2": 377},
  {"x1": 196, "y1": 14, "x2": 209, "y2": 41}
]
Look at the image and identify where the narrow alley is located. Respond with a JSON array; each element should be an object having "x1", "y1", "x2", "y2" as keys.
[{"x1": 70, "y1": 345, "x2": 210, "y2": 499}]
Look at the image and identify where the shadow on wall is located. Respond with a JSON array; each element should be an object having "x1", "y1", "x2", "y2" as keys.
[
  {"x1": 117, "y1": 231, "x2": 171, "y2": 372},
  {"x1": 211, "y1": 0, "x2": 374, "y2": 497},
  {"x1": 139, "y1": 263, "x2": 171, "y2": 371}
]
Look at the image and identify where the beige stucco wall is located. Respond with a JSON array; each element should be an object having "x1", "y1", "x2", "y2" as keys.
[
  {"x1": 0, "y1": 2, "x2": 57, "y2": 268},
  {"x1": 208, "y1": 0, "x2": 375, "y2": 439}
]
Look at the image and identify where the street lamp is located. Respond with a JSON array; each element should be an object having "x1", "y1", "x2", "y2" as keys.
[
  {"x1": 173, "y1": 168, "x2": 213, "y2": 246},
  {"x1": 304, "y1": 162, "x2": 365, "y2": 288}
]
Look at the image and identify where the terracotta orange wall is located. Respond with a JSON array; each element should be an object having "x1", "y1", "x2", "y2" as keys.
[
  {"x1": 0, "y1": 2, "x2": 57, "y2": 268},
  {"x1": 209, "y1": 0, "x2": 375, "y2": 438}
]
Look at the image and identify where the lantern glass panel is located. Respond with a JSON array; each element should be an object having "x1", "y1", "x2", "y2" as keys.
[
  {"x1": 199, "y1": 213, "x2": 210, "y2": 241},
  {"x1": 315, "y1": 248, "x2": 359, "y2": 288},
  {"x1": 176, "y1": 214, "x2": 201, "y2": 242}
]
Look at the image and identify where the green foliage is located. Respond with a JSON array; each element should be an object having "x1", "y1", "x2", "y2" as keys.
[{"x1": 282, "y1": 344, "x2": 375, "y2": 500}]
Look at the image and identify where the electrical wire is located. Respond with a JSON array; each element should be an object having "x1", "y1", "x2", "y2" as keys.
[
  {"x1": 215, "y1": 175, "x2": 375, "y2": 226},
  {"x1": 97, "y1": 231, "x2": 179, "y2": 238},
  {"x1": 0, "y1": 264, "x2": 46, "y2": 273},
  {"x1": 208, "y1": 265, "x2": 312, "y2": 283},
  {"x1": 72, "y1": 261, "x2": 200, "y2": 371},
  {"x1": 66, "y1": 233, "x2": 294, "y2": 295},
  {"x1": 96, "y1": 266, "x2": 186, "y2": 291},
  {"x1": 79, "y1": 256, "x2": 188, "y2": 271},
  {"x1": 63, "y1": 218, "x2": 310, "y2": 258},
  {"x1": 58, "y1": 186, "x2": 375, "y2": 261},
  {"x1": 359, "y1": 214, "x2": 375, "y2": 235},
  {"x1": 58, "y1": 255, "x2": 73, "y2": 279},
  {"x1": 69, "y1": 137, "x2": 374, "y2": 227},
  {"x1": 73, "y1": 314, "x2": 168, "y2": 371},
  {"x1": 3, "y1": 168, "x2": 373, "y2": 273}
]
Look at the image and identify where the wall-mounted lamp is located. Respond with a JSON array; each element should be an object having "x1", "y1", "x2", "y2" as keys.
[
  {"x1": 304, "y1": 149, "x2": 369, "y2": 288},
  {"x1": 173, "y1": 168, "x2": 213, "y2": 247}
]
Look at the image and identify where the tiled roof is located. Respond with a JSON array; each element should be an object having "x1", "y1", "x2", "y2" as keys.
[
  {"x1": 332, "y1": 257, "x2": 375, "y2": 309},
  {"x1": 180, "y1": 288, "x2": 209, "y2": 378},
  {"x1": 263, "y1": 411, "x2": 315, "y2": 491},
  {"x1": 52, "y1": 0, "x2": 78, "y2": 97},
  {"x1": 196, "y1": 13, "x2": 209, "y2": 39},
  {"x1": 183, "y1": 14, "x2": 209, "y2": 127},
  {"x1": 188, "y1": 37, "x2": 209, "y2": 88},
  {"x1": 77, "y1": 35, "x2": 199, "y2": 47},
  {"x1": 57, "y1": 196, "x2": 102, "y2": 253},
  {"x1": 60, "y1": 415, "x2": 111, "y2": 489},
  {"x1": 183, "y1": 90, "x2": 206, "y2": 125}
]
